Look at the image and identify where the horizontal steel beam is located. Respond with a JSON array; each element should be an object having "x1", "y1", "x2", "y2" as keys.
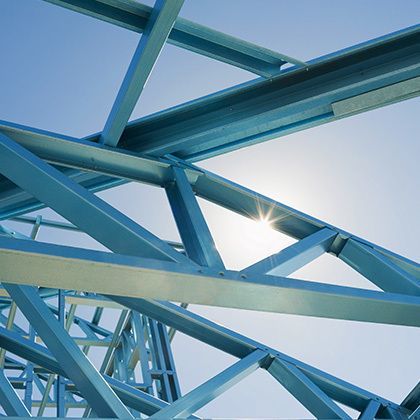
[
  {"x1": 43, "y1": 0, "x2": 302, "y2": 77},
  {"x1": 0, "y1": 237, "x2": 419, "y2": 327}
]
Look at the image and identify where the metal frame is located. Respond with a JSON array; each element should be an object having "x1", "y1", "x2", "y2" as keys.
[{"x1": 0, "y1": 1, "x2": 418, "y2": 417}]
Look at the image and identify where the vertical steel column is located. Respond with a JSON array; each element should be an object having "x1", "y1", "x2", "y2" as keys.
[
  {"x1": 56, "y1": 290, "x2": 66, "y2": 418},
  {"x1": 148, "y1": 318, "x2": 181, "y2": 402}
]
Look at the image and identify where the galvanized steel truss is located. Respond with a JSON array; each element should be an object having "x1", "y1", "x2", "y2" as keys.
[{"x1": 0, "y1": 0, "x2": 419, "y2": 418}]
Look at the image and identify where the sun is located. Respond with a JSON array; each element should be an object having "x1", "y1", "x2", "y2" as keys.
[
  {"x1": 256, "y1": 216, "x2": 272, "y2": 230},
  {"x1": 251, "y1": 215, "x2": 275, "y2": 241}
]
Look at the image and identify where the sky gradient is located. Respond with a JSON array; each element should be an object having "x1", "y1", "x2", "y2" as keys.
[{"x1": 1, "y1": 0, "x2": 419, "y2": 417}]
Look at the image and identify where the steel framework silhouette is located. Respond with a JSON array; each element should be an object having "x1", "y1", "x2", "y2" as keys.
[{"x1": 0, "y1": 0, "x2": 419, "y2": 418}]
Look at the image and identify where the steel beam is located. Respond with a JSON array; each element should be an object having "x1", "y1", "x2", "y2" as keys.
[
  {"x1": 0, "y1": 26, "x2": 417, "y2": 167},
  {"x1": 150, "y1": 349, "x2": 268, "y2": 418},
  {"x1": 166, "y1": 166, "x2": 224, "y2": 268},
  {"x1": 0, "y1": 5, "x2": 418, "y2": 416},
  {"x1": 116, "y1": 26, "x2": 419, "y2": 160},
  {"x1": 268, "y1": 358, "x2": 351, "y2": 419},
  {"x1": 0, "y1": 237, "x2": 419, "y2": 326},
  {"x1": 409, "y1": 405, "x2": 420, "y2": 419},
  {"x1": 43, "y1": 0, "x2": 302, "y2": 77},
  {"x1": 243, "y1": 227, "x2": 337, "y2": 276},
  {"x1": 358, "y1": 399, "x2": 381, "y2": 419},
  {"x1": 11, "y1": 215, "x2": 184, "y2": 250},
  {"x1": 339, "y1": 239, "x2": 420, "y2": 296},
  {"x1": 0, "y1": 368, "x2": 32, "y2": 417},
  {"x1": 0, "y1": 124, "x2": 416, "y2": 281},
  {"x1": 191, "y1": 167, "x2": 420, "y2": 278},
  {"x1": 100, "y1": 0, "x2": 184, "y2": 147},
  {"x1": 402, "y1": 381, "x2": 420, "y2": 412},
  {"x1": 1, "y1": 291, "x2": 404, "y2": 414},
  {"x1": 0, "y1": 132, "x2": 190, "y2": 263}
]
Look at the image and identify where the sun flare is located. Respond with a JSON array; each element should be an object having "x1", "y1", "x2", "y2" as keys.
[{"x1": 251, "y1": 215, "x2": 275, "y2": 241}]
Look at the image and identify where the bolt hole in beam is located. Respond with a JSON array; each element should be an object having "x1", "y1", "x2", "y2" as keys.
[{"x1": 0, "y1": 237, "x2": 419, "y2": 327}]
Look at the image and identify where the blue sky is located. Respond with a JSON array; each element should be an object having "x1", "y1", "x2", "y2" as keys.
[{"x1": 1, "y1": 0, "x2": 419, "y2": 417}]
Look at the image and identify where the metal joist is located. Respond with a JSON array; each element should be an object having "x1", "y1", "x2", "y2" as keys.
[
  {"x1": 0, "y1": 368, "x2": 32, "y2": 417},
  {"x1": 115, "y1": 25, "x2": 420, "y2": 160},
  {"x1": 0, "y1": 26, "x2": 417, "y2": 166},
  {"x1": 100, "y1": 0, "x2": 184, "y2": 147},
  {"x1": 0, "y1": 4, "x2": 418, "y2": 416},
  {"x1": 43, "y1": 0, "x2": 302, "y2": 77},
  {"x1": 150, "y1": 349, "x2": 268, "y2": 418},
  {"x1": 109, "y1": 297, "x2": 403, "y2": 413},
  {"x1": 243, "y1": 227, "x2": 337, "y2": 276},
  {"x1": 0, "y1": 237, "x2": 419, "y2": 326},
  {"x1": 358, "y1": 399, "x2": 382, "y2": 419},
  {"x1": 339, "y1": 238, "x2": 420, "y2": 296},
  {"x1": 166, "y1": 165, "x2": 224, "y2": 268},
  {"x1": 268, "y1": 358, "x2": 351, "y2": 419},
  {"x1": 0, "y1": 122, "x2": 417, "y2": 281},
  {"x1": 0, "y1": 132, "x2": 189, "y2": 263}
]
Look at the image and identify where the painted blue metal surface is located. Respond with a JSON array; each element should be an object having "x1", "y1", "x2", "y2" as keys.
[
  {"x1": 339, "y1": 238, "x2": 420, "y2": 296},
  {"x1": 0, "y1": 369, "x2": 31, "y2": 417},
  {"x1": 268, "y1": 358, "x2": 351, "y2": 419},
  {"x1": 0, "y1": 132, "x2": 189, "y2": 263},
  {"x1": 0, "y1": 3, "x2": 417, "y2": 417},
  {"x1": 100, "y1": 0, "x2": 184, "y2": 147},
  {"x1": 0, "y1": 325, "x2": 198, "y2": 417},
  {"x1": 0, "y1": 236, "x2": 419, "y2": 326},
  {"x1": 358, "y1": 399, "x2": 382, "y2": 420},
  {"x1": 0, "y1": 122, "x2": 417, "y2": 278},
  {"x1": 243, "y1": 227, "x2": 337, "y2": 276},
  {"x1": 109, "y1": 297, "x2": 406, "y2": 413},
  {"x1": 165, "y1": 166, "x2": 224, "y2": 268},
  {"x1": 2, "y1": 284, "x2": 133, "y2": 418},
  {"x1": 149, "y1": 349, "x2": 268, "y2": 418},
  {"x1": 44, "y1": 0, "x2": 303, "y2": 77}
]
